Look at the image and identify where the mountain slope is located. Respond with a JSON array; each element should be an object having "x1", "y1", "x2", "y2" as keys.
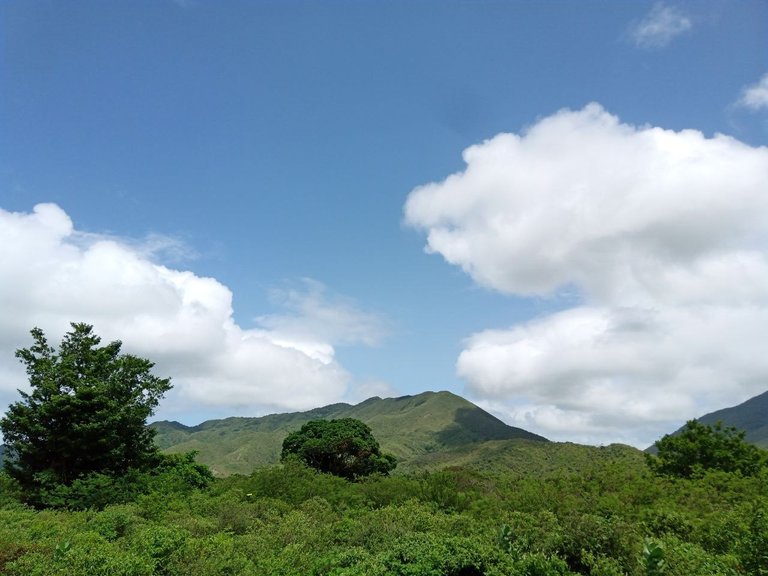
[
  {"x1": 693, "y1": 390, "x2": 768, "y2": 449},
  {"x1": 151, "y1": 391, "x2": 547, "y2": 476},
  {"x1": 648, "y1": 390, "x2": 768, "y2": 452},
  {"x1": 406, "y1": 438, "x2": 644, "y2": 475}
]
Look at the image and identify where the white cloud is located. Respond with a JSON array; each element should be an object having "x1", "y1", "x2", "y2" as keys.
[
  {"x1": 256, "y1": 278, "x2": 388, "y2": 363},
  {"x1": 738, "y1": 73, "x2": 768, "y2": 111},
  {"x1": 0, "y1": 204, "x2": 384, "y2": 420},
  {"x1": 629, "y1": 3, "x2": 692, "y2": 49},
  {"x1": 405, "y1": 104, "x2": 768, "y2": 302},
  {"x1": 405, "y1": 104, "x2": 768, "y2": 447},
  {"x1": 459, "y1": 304, "x2": 768, "y2": 446}
]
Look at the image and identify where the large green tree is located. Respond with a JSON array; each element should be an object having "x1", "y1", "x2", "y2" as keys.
[
  {"x1": 648, "y1": 419, "x2": 766, "y2": 478},
  {"x1": 281, "y1": 418, "x2": 397, "y2": 480},
  {"x1": 0, "y1": 323, "x2": 172, "y2": 504}
]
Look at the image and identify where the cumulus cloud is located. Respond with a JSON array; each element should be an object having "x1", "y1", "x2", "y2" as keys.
[
  {"x1": 405, "y1": 103, "x2": 768, "y2": 447},
  {"x1": 737, "y1": 73, "x2": 768, "y2": 111},
  {"x1": 0, "y1": 204, "x2": 384, "y2": 420},
  {"x1": 629, "y1": 3, "x2": 692, "y2": 49}
]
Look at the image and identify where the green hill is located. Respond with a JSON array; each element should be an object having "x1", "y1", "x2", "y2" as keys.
[
  {"x1": 151, "y1": 391, "x2": 548, "y2": 476},
  {"x1": 409, "y1": 437, "x2": 643, "y2": 474},
  {"x1": 693, "y1": 389, "x2": 768, "y2": 449},
  {"x1": 648, "y1": 389, "x2": 768, "y2": 452}
]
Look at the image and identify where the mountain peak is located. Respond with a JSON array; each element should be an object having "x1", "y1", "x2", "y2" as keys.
[{"x1": 151, "y1": 390, "x2": 546, "y2": 476}]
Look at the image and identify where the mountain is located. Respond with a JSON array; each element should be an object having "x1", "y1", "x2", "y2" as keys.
[
  {"x1": 151, "y1": 391, "x2": 548, "y2": 476},
  {"x1": 693, "y1": 390, "x2": 768, "y2": 449},
  {"x1": 648, "y1": 390, "x2": 768, "y2": 452}
]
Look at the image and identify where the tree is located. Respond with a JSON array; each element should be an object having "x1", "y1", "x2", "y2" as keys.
[
  {"x1": 647, "y1": 419, "x2": 766, "y2": 478},
  {"x1": 0, "y1": 323, "x2": 172, "y2": 506},
  {"x1": 281, "y1": 418, "x2": 397, "y2": 480}
]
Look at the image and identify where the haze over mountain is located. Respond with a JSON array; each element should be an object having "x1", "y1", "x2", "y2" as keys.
[{"x1": 151, "y1": 391, "x2": 551, "y2": 476}]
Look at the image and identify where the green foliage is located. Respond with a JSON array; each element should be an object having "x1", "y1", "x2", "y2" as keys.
[
  {"x1": 375, "y1": 532, "x2": 516, "y2": 576},
  {"x1": 165, "y1": 533, "x2": 257, "y2": 575},
  {"x1": 281, "y1": 418, "x2": 397, "y2": 479},
  {"x1": 0, "y1": 471, "x2": 22, "y2": 507},
  {"x1": 656, "y1": 536, "x2": 741, "y2": 576},
  {"x1": 1, "y1": 429, "x2": 767, "y2": 575},
  {"x1": 557, "y1": 513, "x2": 639, "y2": 573},
  {"x1": 130, "y1": 524, "x2": 189, "y2": 575},
  {"x1": 88, "y1": 504, "x2": 141, "y2": 541},
  {"x1": 738, "y1": 500, "x2": 768, "y2": 576},
  {"x1": 150, "y1": 451, "x2": 215, "y2": 492},
  {"x1": 0, "y1": 323, "x2": 172, "y2": 508},
  {"x1": 647, "y1": 420, "x2": 766, "y2": 478},
  {"x1": 36, "y1": 470, "x2": 145, "y2": 510},
  {"x1": 224, "y1": 458, "x2": 360, "y2": 508},
  {"x1": 417, "y1": 469, "x2": 481, "y2": 512},
  {"x1": 642, "y1": 538, "x2": 666, "y2": 576},
  {"x1": 5, "y1": 530, "x2": 155, "y2": 576}
]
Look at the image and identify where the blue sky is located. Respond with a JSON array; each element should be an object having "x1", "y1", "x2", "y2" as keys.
[{"x1": 1, "y1": 0, "x2": 767, "y2": 447}]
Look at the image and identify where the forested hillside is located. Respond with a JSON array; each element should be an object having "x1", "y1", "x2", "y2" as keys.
[
  {"x1": 690, "y1": 390, "x2": 768, "y2": 449},
  {"x1": 151, "y1": 391, "x2": 548, "y2": 475}
]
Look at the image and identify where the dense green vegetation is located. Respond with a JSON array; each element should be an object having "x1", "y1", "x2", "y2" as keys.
[
  {"x1": 281, "y1": 418, "x2": 397, "y2": 479},
  {"x1": 684, "y1": 391, "x2": 768, "y2": 450},
  {"x1": 0, "y1": 324, "x2": 175, "y2": 509},
  {"x1": 647, "y1": 420, "x2": 767, "y2": 479},
  {"x1": 2, "y1": 447, "x2": 768, "y2": 575}
]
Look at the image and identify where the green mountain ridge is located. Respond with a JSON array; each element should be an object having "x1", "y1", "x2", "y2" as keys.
[
  {"x1": 691, "y1": 389, "x2": 768, "y2": 449},
  {"x1": 151, "y1": 391, "x2": 549, "y2": 476},
  {"x1": 645, "y1": 389, "x2": 768, "y2": 452}
]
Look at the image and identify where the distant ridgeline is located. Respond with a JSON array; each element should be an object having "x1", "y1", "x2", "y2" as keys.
[
  {"x1": 687, "y1": 389, "x2": 768, "y2": 449},
  {"x1": 151, "y1": 391, "x2": 554, "y2": 476},
  {"x1": 645, "y1": 389, "x2": 768, "y2": 452}
]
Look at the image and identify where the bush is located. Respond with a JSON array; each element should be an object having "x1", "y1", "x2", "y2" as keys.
[
  {"x1": 88, "y1": 504, "x2": 142, "y2": 541},
  {"x1": 737, "y1": 501, "x2": 768, "y2": 576},
  {"x1": 647, "y1": 420, "x2": 766, "y2": 478},
  {"x1": 281, "y1": 418, "x2": 397, "y2": 480},
  {"x1": 377, "y1": 532, "x2": 515, "y2": 576},
  {"x1": 6, "y1": 531, "x2": 154, "y2": 576},
  {"x1": 1, "y1": 324, "x2": 172, "y2": 509}
]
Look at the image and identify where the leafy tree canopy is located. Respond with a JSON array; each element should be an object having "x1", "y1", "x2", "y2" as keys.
[
  {"x1": 281, "y1": 418, "x2": 397, "y2": 480},
  {"x1": 647, "y1": 419, "x2": 766, "y2": 478},
  {"x1": 0, "y1": 323, "x2": 173, "y2": 507}
]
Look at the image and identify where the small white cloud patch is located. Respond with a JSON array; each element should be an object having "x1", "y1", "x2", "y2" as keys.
[
  {"x1": 629, "y1": 3, "x2": 692, "y2": 49},
  {"x1": 738, "y1": 73, "x2": 768, "y2": 111},
  {"x1": 257, "y1": 278, "x2": 388, "y2": 356}
]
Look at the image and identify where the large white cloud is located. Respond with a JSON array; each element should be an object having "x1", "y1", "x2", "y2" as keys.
[
  {"x1": 0, "y1": 204, "x2": 383, "y2": 420},
  {"x1": 405, "y1": 104, "x2": 768, "y2": 447}
]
